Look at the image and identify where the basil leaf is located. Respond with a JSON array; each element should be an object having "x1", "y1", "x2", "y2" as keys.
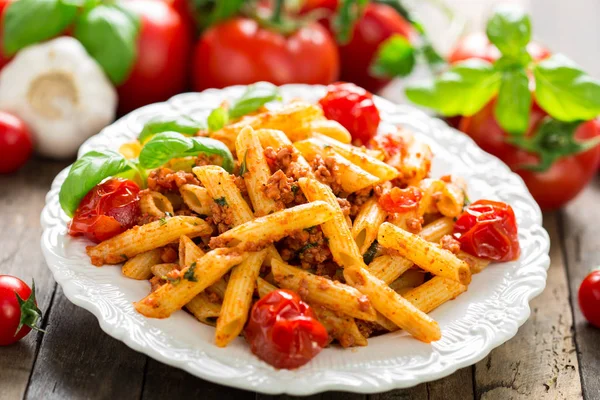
[
  {"x1": 370, "y1": 35, "x2": 416, "y2": 79},
  {"x1": 486, "y1": 5, "x2": 531, "y2": 59},
  {"x1": 533, "y1": 54, "x2": 600, "y2": 122},
  {"x1": 3, "y1": 0, "x2": 78, "y2": 55},
  {"x1": 59, "y1": 150, "x2": 133, "y2": 217},
  {"x1": 494, "y1": 68, "x2": 531, "y2": 134},
  {"x1": 207, "y1": 107, "x2": 229, "y2": 131},
  {"x1": 139, "y1": 132, "x2": 234, "y2": 172},
  {"x1": 74, "y1": 4, "x2": 141, "y2": 85},
  {"x1": 228, "y1": 83, "x2": 280, "y2": 119},
  {"x1": 139, "y1": 115, "x2": 205, "y2": 144},
  {"x1": 405, "y1": 60, "x2": 501, "y2": 116}
]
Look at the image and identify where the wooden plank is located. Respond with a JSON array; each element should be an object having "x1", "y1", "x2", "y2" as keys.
[
  {"x1": 141, "y1": 358, "x2": 255, "y2": 400},
  {"x1": 25, "y1": 286, "x2": 147, "y2": 400},
  {"x1": 560, "y1": 177, "x2": 600, "y2": 400},
  {"x1": 0, "y1": 159, "x2": 69, "y2": 400},
  {"x1": 474, "y1": 213, "x2": 582, "y2": 400},
  {"x1": 370, "y1": 384, "x2": 428, "y2": 400},
  {"x1": 427, "y1": 367, "x2": 474, "y2": 399}
]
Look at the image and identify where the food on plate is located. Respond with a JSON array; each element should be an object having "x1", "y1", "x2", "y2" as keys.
[
  {"x1": 58, "y1": 83, "x2": 521, "y2": 368},
  {"x1": 0, "y1": 276, "x2": 44, "y2": 346},
  {"x1": 579, "y1": 269, "x2": 600, "y2": 329},
  {"x1": 406, "y1": 6, "x2": 600, "y2": 210},
  {"x1": 0, "y1": 37, "x2": 117, "y2": 158},
  {"x1": 0, "y1": 111, "x2": 32, "y2": 174}
]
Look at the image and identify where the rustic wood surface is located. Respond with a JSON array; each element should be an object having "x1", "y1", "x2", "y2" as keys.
[{"x1": 0, "y1": 159, "x2": 598, "y2": 400}]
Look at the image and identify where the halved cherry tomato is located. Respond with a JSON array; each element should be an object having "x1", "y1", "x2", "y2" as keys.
[
  {"x1": 453, "y1": 200, "x2": 520, "y2": 262},
  {"x1": 578, "y1": 269, "x2": 600, "y2": 328},
  {"x1": 68, "y1": 178, "x2": 141, "y2": 243},
  {"x1": 319, "y1": 82, "x2": 381, "y2": 144},
  {"x1": 245, "y1": 289, "x2": 328, "y2": 369},
  {"x1": 0, "y1": 276, "x2": 43, "y2": 346},
  {"x1": 379, "y1": 187, "x2": 422, "y2": 213}
]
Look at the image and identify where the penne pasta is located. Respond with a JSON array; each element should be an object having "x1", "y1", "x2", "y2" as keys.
[
  {"x1": 151, "y1": 263, "x2": 179, "y2": 278},
  {"x1": 378, "y1": 222, "x2": 471, "y2": 285},
  {"x1": 210, "y1": 201, "x2": 336, "y2": 249},
  {"x1": 367, "y1": 255, "x2": 413, "y2": 285},
  {"x1": 456, "y1": 250, "x2": 491, "y2": 274},
  {"x1": 122, "y1": 248, "x2": 163, "y2": 280},
  {"x1": 389, "y1": 269, "x2": 426, "y2": 295},
  {"x1": 397, "y1": 136, "x2": 433, "y2": 186},
  {"x1": 288, "y1": 118, "x2": 352, "y2": 144},
  {"x1": 403, "y1": 276, "x2": 467, "y2": 314},
  {"x1": 352, "y1": 197, "x2": 387, "y2": 254},
  {"x1": 87, "y1": 216, "x2": 212, "y2": 266},
  {"x1": 215, "y1": 249, "x2": 267, "y2": 347},
  {"x1": 298, "y1": 178, "x2": 364, "y2": 269},
  {"x1": 139, "y1": 191, "x2": 174, "y2": 217},
  {"x1": 343, "y1": 265, "x2": 441, "y2": 343},
  {"x1": 134, "y1": 248, "x2": 247, "y2": 319},
  {"x1": 178, "y1": 235, "x2": 206, "y2": 267},
  {"x1": 186, "y1": 292, "x2": 222, "y2": 326},
  {"x1": 420, "y1": 217, "x2": 455, "y2": 243},
  {"x1": 179, "y1": 184, "x2": 213, "y2": 216},
  {"x1": 271, "y1": 259, "x2": 377, "y2": 321}
]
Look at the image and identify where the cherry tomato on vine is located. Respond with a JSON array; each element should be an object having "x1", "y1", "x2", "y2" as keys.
[
  {"x1": 0, "y1": 276, "x2": 44, "y2": 346},
  {"x1": 192, "y1": 17, "x2": 339, "y2": 91},
  {"x1": 579, "y1": 269, "x2": 600, "y2": 328},
  {"x1": 0, "y1": 111, "x2": 33, "y2": 174},
  {"x1": 319, "y1": 82, "x2": 381, "y2": 144},
  {"x1": 117, "y1": 0, "x2": 193, "y2": 114},
  {"x1": 453, "y1": 200, "x2": 520, "y2": 262},
  {"x1": 379, "y1": 187, "x2": 422, "y2": 213},
  {"x1": 459, "y1": 102, "x2": 600, "y2": 210},
  {"x1": 68, "y1": 178, "x2": 141, "y2": 243},
  {"x1": 448, "y1": 31, "x2": 550, "y2": 64},
  {"x1": 245, "y1": 289, "x2": 328, "y2": 369}
]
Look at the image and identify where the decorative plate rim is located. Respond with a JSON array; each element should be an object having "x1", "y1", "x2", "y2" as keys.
[{"x1": 40, "y1": 84, "x2": 550, "y2": 395}]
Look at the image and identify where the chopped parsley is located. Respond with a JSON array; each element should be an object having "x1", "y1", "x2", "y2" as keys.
[
  {"x1": 183, "y1": 262, "x2": 198, "y2": 282},
  {"x1": 215, "y1": 197, "x2": 228, "y2": 206},
  {"x1": 298, "y1": 242, "x2": 319, "y2": 254},
  {"x1": 363, "y1": 240, "x2": 380, "y2": 265},
  {"x1": 291, "y1": 185, "x2": 299, "y2": 194},
  {"x1": 164, "y1": 276, "x2": 181, "y2": 286},
  {"x1": 159, "y1": 217, "x2": 167, "y2": 226}
]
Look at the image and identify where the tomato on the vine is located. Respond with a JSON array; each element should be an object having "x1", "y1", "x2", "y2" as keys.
[
  {"x1": 448, "y1": 31, "x2": 550, "y2": 64},
  {"x1": 117, "y1": 0, "x2": 193, "y2": 114},
  {"x1": 453, "y1": 200, "x2": 520, "y2": 262},
  {"x1": 68, "y1": 178, "x2": 141, "y2": 243},
  {"x1": 459, "y1": 101, "x2": 600, "y2": 210},
  {"x1": 579, "y1": 269, "x2": 600, "y2": 328},
  {"x1": 192, "y1": 17, "x2": 339, "y2": 91},
  {"x1": 379, "y1": 187, "x2": 422, "y2": 213},
  {"x1": 319, "y1": 82, "x2": 381, "y2": 144},
  {"x1": 0, "y1": 276, "x2": 44, "y2": 346},
  {"x1": 0, "y1": 111, "x2": 33, "y2": 174},
  {"x1": 245, "y1": 289, "x2": 328, "y2": 369}
]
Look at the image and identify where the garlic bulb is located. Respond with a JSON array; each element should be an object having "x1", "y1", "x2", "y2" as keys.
[{"x1": 0, "y1": 37, "x2": 117, "y2": 159}]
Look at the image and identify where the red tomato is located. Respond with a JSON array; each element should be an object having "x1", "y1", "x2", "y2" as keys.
[
  {"x1": 579, "y1": 269, "x2": 600, "y2": 328},
  {"x1": 459, "y1": 102, "x2": 600, "y2": 210},
  {"x1": 301, "y1": 0, "x2": 337, "y2": 12},
  {"x1": 337, "y1": 3, "x2": 414, "y2": 93},
  {"x1": 448, "y1": 32, "x2": 550, "y2": 64},
  {"x1": 453, "y1": 200, "x2": 520, "y2": 262},
  {"x1": 0, "y1": 276, "x2": 42, "y2": 346},
  {"x1": 191, "y1": 17, "x2": 339, "y2": 91},
  {"x1": 319, "y1": 82, "x2": 381, "y2": 144},
  {"x1": 0, "y1": 111, "x2": 33, "y2": 174},
  {"x1": 379, "y1": 187, "x2": 422, "y2": 213},
  {"x1": 0, "y1": 0, "x2": 14, "y2": 70},
  {"x1": 117, "y1": 0, "x2": 193, "y2": 114},
  {"x1": 68, "y1": 178, "x2": 141, "y2": 243},
  {"x1": 245, "y1": 289, "x2": 328, "y2": 369}
]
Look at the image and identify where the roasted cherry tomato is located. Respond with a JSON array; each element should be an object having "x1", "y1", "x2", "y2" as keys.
[
  {"x1": 245, "y1": 289, "x2": 328, "y2": 369},
  {"x1": 68, "y1": 178, "x2": 141, "y2": 243},
  {"x1": 117, "y1": 0, "x2": 193, "y2": 114},
  {"x1": 192, "y1": 17, "x2": 339, "y2": 91},
  {"x1": 579, "y1": 269, "x2": 600, "y2": 328},
  {"x1": 0, "y1": 111, "x2": 33, "y2": 174},
  {"x1": 0, "y1": 276, "x2": 43, "y2": 346},
  {"x1": 379, "y1": 187, "x2": 422, "y2": 213},
  {"x1": 448, "y1": 31, "x2": 550, "y2": 64},
  {"x1": 453, "y1": 200, "x2": 520, "y2": 262},
  {"x1": 319, "y1": 82, "x2": 381, "y2": 144}
]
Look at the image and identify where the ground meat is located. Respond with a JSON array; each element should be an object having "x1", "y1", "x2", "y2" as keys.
[
  {"x1": 405, "y1": 216, "x2": 424, "y2": 233},
  {"x1": 264, "y1": 145, "x2": 296, "y2": 172},
  {"x1": 278, "y1": 227, "x2": 332, "y2": 270},
  {"x1": 346, "y1": 184, "x2": 383, "y2": 217},
  {"x1": 161, "y1": 246, "x2": 178, "y2": 263},
  {"x1": 136, "y1": 213, "x2": 162, "y2": 226},
  {"x1": 147, "y1": 168, "x2": 200, "y2": 193},
  {"x1": 337, "y1": 197, "x2": 351, "y2": 217},
  {"x1": 440, "y1": 234, "x2": 461, "y2": 254},
  {"x1": 206, "y1": 201, "x2": 234, "y2": 234},
  {"x1": 149, "y1": 276, "x2": 164, "y2": 292},
  {"x1": 311, "y1": 155, "x2": 342, "y2": 195},
  {"x1": 263, "y1": 170, "x2": 307, "y2": 210},
  {"x1": 356, "y1": 320, "x2": 380, "y2": 339}
]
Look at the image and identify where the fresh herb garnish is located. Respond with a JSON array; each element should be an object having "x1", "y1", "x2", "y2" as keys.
[
  {"x1": 239, "y1": 150, "x2": 248, "y2": 176},
  {"x1": 363, "y1": 240, "x2": 380, "y2": 265},
  {"x1": 215, "y1": 197, "x2": 228, "y2": 206},
  {"x1": 298, "y1": 242, "x2": 319, "y2": 254},
  {"x1": 158, "y1": 217, "x2": 167, "y2": 226},
  {"x1": 291, "y1": 185, "x2": 299, "y2": 194},
  {"x1": 138, "y1": 115, "x2": 205, "y2": 144},
  {"x1": 183, "y1": 262, "x2": 198, "y2": 282},
  {"x1": 163, "y1": 276, "x2": 180, "y2": 286}
]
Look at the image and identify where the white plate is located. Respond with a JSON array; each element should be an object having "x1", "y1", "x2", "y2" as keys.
[{"x1": 41, "y1": 84, "x2": 550, "y2": 395}]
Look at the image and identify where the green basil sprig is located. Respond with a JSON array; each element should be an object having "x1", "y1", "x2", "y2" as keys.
[
  {"x1": 139, "y1": 115, "x2": 206, "y2": 144},
  {"x1": 59, "y1": 150, "x2": 139, "y2": 217},
  {"x1": 405, "y1": 5, "x2": 600, "y2": 136},
  {"x1": 139, "y1": 132, "x2": 234, "y2": 172}
]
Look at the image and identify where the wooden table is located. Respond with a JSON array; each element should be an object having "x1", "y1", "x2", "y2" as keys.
[{"x1": 0, "y1": 158, "x2": 598, "y2": 400}]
